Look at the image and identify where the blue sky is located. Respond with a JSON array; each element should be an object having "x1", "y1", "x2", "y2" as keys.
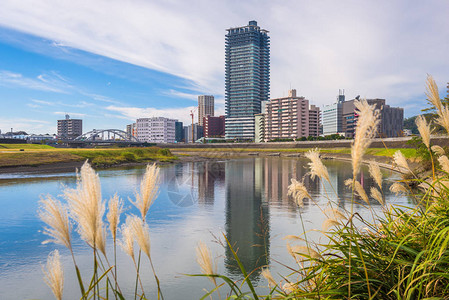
[{"x1": 0, "y1": 0, "x2": 448, "y2": 134}]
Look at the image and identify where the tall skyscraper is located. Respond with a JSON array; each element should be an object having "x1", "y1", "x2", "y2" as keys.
[
  {"x1": 225, "y1": 20, "x2": 270, "y2": 140},
  {"x1": 198, "y1": 95, "x2": 214, "y2": 126}
]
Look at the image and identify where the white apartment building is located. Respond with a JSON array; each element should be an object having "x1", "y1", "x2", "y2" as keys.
[{"x1": 136, "y1": 117, "x2": 176, "y2": 143}]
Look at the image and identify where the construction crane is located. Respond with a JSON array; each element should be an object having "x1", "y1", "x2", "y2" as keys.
[{"x1": 190, "y1": 108, "x2": 196, "y2": 143}]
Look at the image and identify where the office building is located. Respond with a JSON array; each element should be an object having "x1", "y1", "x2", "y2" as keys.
[
  {"x1": 136, "y1": 117, "x2": 176, "y2": 143},
  {"x1": 264, "y1": 89, "x2": 320, "y2": 141},
  {"x1": 175, "y1": 121, "x2": 184, "y2": 142},
  {"x1": 198, "y1": 95, "x2": 214, "y2": 126},
  {"x1": 203, "y1": 115, "x2": 225, "y2": 138},
  {"x1": 322, "y1": 90, "x2": 345, "y2": 136},
  {"x1": 57, "y1": 114, "x2": 82, "y2": 139},
  {"x1": 342, "y1": 98, "x2": 403, "y2": 138},
  {"x1": 183, "y1": 124, "x2": 203, "y2": 143},
  {"x1": 126, "y1": 123, "x2": 137, "y2": 138},
  {"x1": 225, "y1": 20, "x2": 270, "y2": 140}
]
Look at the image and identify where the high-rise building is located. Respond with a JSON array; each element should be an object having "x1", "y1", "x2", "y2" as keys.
[
  {"x1": 198, "y1": 95, "x2": 214, "y2": 126},
  {"x1": 322, "y1": 90, "x2": 345, "y2": 136},
  {"x1": 57, "y1": 114, "x2": 82, "y2": 139},
  {"x1": 203, "y1": 115, "x2": 225, "y2": 138},
  {"x1": 183, "y1": 124, "x2": 203, "y2": 143},
  {"x1": 225, "y1": 20, "x2": 270, "y2": 140},
  {"x1": 126, "y1": 123, "x2": 137, "y2": 137},
  {"x1": 136, "y1": 117, "x2": 176, "y2": 143},
  {"x1": 175, "y1": 121, "x2": 184, "y2": 142},
  {"x1": 264, "y1": 89, "x2": 320, "y2": 141},
  {"x1": 342, "y1": 98, "x2": 403, "y2": 138}
]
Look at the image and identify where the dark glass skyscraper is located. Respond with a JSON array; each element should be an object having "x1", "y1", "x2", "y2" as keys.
[{"x1": 225, "y1": 20, "x2": 270, "y2": 140}]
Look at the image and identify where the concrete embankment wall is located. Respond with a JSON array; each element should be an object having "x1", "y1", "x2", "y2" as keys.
[{"x1": 161, "y1": 136, "x2": 449, "y2": 150}]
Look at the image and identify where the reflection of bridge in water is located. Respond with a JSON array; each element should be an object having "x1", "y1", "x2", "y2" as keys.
[{"x1": 61, "y1": 129, "x2": 144, "y2": 146}]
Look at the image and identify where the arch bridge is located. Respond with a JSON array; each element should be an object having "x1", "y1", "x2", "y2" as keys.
[{"x1": 74, "y1": 129, "x2": 141, "y2": 143}]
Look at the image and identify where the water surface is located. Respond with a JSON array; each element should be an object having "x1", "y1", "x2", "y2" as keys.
[{"x1": 0, "y1": 157, "x2": 411, "y2": 299}]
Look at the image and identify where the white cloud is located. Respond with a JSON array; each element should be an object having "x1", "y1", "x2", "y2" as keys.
[
  {"x1": 0, "y1": 70, "x2": 71, "y2": 93},
  {"x1": 106, "y1": 105, "x2": 195, "y2": 124},
  {"x1": 0, "y1": 118, "x2": 53, "y2": 134},
  {"x1": 1, "y1": 0, "x2": 449, "y2": 116},
  {"x1": 53, "y1": 111, "x2": 87, "y2": 118}
]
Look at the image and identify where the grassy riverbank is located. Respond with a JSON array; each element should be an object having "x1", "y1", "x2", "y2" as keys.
[{"x1": 0, "y1": 144, "x2": 176, "y2": 168}]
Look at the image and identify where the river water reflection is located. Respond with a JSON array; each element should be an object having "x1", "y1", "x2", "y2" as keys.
[{"x1": 0, "y1": 157, "x2": 411, "y2": 299}]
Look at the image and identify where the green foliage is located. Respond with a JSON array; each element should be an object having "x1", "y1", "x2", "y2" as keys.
[
  {"x1": 121, "y1": 152, "x2": 136, "y2": 161},
  {"x1": 157, "y1": 148, "x2": 172, "y2": 156}
]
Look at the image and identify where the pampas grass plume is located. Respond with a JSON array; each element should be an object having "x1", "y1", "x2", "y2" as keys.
[
  {"x1": 438, "y1": 155, "x2": 449, "y2": 174},
  {"x1": 196, "y1": 241, "x2": 216, "y2": 284},
  {"x1": 415, "y1": 115, "x2": 432, "y2": 148},
  {"x1": 351, "y1": 100, "x2": 380, "y2": 179},
  {"x1": 261, "y1": 268, "x2": 277, "y2": 287},
  {"x1": 368, "y1": 161, "x2": 383, "y2": 190},
  {"x1": 354, "y1": 181, "x2": 370, "y2": 204},
  {"x1": 288, "y1": 178, "x2": 311, "y2": 207},
  {"x1": 43, "y1": 250, "x2": 64, "y2": 300},
  {"x1": 322, "y1": 218, "x2": 340, "y2": 231},
  {"x1": 370, "y1": 187, "x2": 384, "y2": 205},
  {"x1": 432, "y1": 145, "x2": 445, "y2": 156},
  {"x1": 38, "y1": 196, "x2": 72, "y2": 249},
  {"x1": 389, "y1": 182, "x2": 408, "y2": 195},
  {"x1": 305, "y1": 149, "x2": 330, "y2": 183},
  {"x1": 64, "y1": 161, "x2": 106, "y2": 254},
  {"x1": 128, "y1": 215, "x2": 151, "y2": 259},
  {"x1": 107, "y1": 193, "x2": 123, "y2": 241},
  {"x1": 426, "y1": 75, "x2": 443, "y2": 115},
  {"x1": 119, "y1": 218, "x2": 135, "y2": 260},
  {"x1": 393, "y1": 150, "x2": 410, "y2": 171},
  {"x1": 132, "y1": 164, "x2": 160, "y2": 220}
]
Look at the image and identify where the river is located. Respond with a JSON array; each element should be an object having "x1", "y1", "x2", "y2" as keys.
[{"x1": 0, "y1": 157, "x2": 411, "y2": 299}]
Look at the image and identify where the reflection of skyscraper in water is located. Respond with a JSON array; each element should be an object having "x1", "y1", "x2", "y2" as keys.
[
  {"x1": 225, "y1": 159, "x2": 270, "y2": 281},
  {"x1": 197, "y1": 161, "x2": 225, "y2": 205},
  {"x1": 262, "y1": 157, "x2": 319, "y2": 210}
]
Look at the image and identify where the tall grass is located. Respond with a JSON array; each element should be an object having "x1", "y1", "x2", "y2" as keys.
[
  {"x1": 38, "y1": 77, "x2": 449, "y2": 299},
  {"x1": 193, "y1": 76, "x2": 449, "y2": 299},
  {"x1": 39, "y1": 161, "x2": 163, "y2": 300}
]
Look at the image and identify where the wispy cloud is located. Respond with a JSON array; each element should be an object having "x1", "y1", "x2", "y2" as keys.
[
  {"x1": 0, "y1": 118, "x2": 52, "y2": 134},
  {"x1": 1, "y1": 1, "x2": 448, "y2": 117},
  {"x1": 106, "y1": 105, "x2": 195, "y2": 124},
  {"x1": 52, "y1": 111, "x2": 87, "y2": 117},
  {"x1": 0, "y1": 70, "x2": 71, "y2": 93},
  {"x1": 30, "y1": 98, "x2": 93, "y2": 108},
  {"x1": 163, "y1": 89, "x2": 199, "y2": 101}
]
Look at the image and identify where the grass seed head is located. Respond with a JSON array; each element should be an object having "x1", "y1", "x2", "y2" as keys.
[
  {"x1": 354, "y1": 181, "x2": 370, "y2": 204},
  {"x1": 288, "y1": 178, "x2": 311, "y2": 207},
  {"x1": 107, "y1": 193, "x2": 123, "y2": 241},
  {"x1": 415, "y1": 115, "x2": 432, "y2": 148},
  {"x1": 368, "y1": 161, "x2": 383, "y2": 190},
  {"x1": 438, "y1": 155, "x2": 449, "y2": 173},
  {"x1": 389, "y1": 182, "x2": 408, "y2": 195},
  {"x1": 351, "y1": 100, "x2": 380, "y2": 179},
  {"x1": 119, "y1": 217, "x2": 135, "y2": 260},
  {"x1": 196, "y1": 241, "x2": 217, "y2": 285},
  {"x1": 131, "y1": 164, "x2": 160, "y2": 220},
  {"x1": 38, "y1": 195, "x2": 72, "y2": 249},
  {"x1": 431, "y1": 145, "x2": 445, "y2": 156},
  {"x1": 305, "y1": 149, "x2": 330, "y2": 183},
  {"x1": 64, "y1": 161, "x2": 106, "y2": 254},
  {"x1": 43, "y1": 250, "x2": 64, "y2": 300},
  {"x1": 261, "y1": 268, "x2": 277, "y2": 288},
  {"x1": 370, "y1": 186, "x2": 384, "y2": 205},
  {"x1": 393, "y1": 150, "x2": 410, "y2": 171}
]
